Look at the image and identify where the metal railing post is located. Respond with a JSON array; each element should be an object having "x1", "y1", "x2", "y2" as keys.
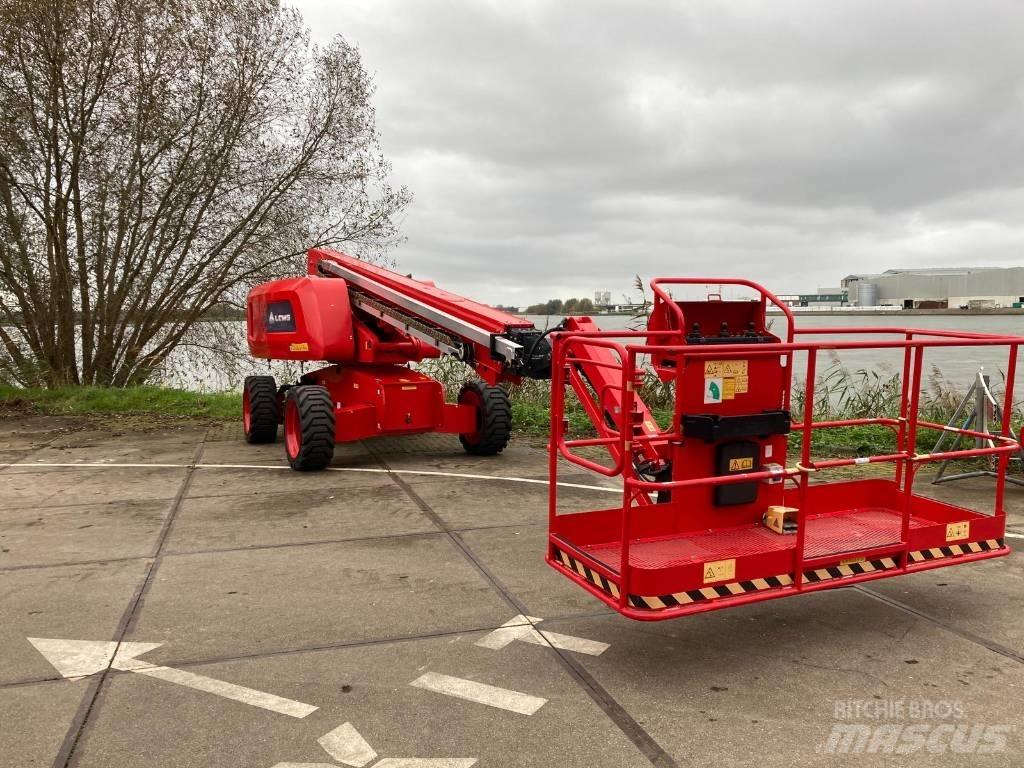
[
  {"x1": 995, "y1": 344, "x2": 1018, "y2": 518},
  {"x1": 899, "y1": 343, "x2": 925, "y2": 564},
  {"x1": 618, "y1": 349, "x2": 638, "y2": 609},
  {"x1": 895, "y1": 332, "x2": 913, "y2": 486},
  {"x1": 795, "y1": 349, "x2": 817, "y2": 588},
  {"x1": 548, "y1": 335, "x2": 564, "y2": 532}
]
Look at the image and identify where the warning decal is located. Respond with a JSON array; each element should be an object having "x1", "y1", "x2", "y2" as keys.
[
  {"x1": 704, "y1": 378, "x2": 723, "y2": 404},
  {"x1": 945, "y1": 521, "x2": 970, "y2": 542},
  {"x1": 728, "y1": 457, "x2": 754, "y2": 472},
  {"x1": 703, "y1": 559, "x2": 736, "y2": 584},
  {"x1": 705, "y1": 360, "x2": 748, "y2": 377},
  {"x1": 704, "y1": 360, "x2": 748, "y2": 400}
]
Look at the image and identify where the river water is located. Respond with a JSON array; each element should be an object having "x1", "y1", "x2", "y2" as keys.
[
  {"x1": 160, "y1": 313, "x2": 1023, "y2": 393},
  {"x1": 527, "y1": 313, "x2": 1024, "y2": 390}
]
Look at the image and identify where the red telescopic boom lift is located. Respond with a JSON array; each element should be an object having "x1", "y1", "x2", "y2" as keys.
[
  {"x1": 244, "y1": 248, "x2": 554, "y2": 469},
  {"x1": 246, "y1": 252, "x2": 1018, "y2": 620}
]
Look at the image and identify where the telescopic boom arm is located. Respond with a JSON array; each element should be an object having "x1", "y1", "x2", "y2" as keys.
[{"x1": 309, "y1": 248, "x2": 553, "y2": 384}]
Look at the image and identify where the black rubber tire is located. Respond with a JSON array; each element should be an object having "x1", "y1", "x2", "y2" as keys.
[
  {"x1": 285, "y1": 385, "x2": 336, "y2": 471},
  {"x1": 458, "y1": 381, "x2": 512, "y2": 456},
  {"x1": 243, "y1": 375, "x2": 279, "y2": 444}
]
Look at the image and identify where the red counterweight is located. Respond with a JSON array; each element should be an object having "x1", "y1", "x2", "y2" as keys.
[
  {"x1": 247, "y1": 276, "x2": 356, "y2": 363},
  {"x1": 248, "y1": 276, "x2": 441, "y2": 367}
]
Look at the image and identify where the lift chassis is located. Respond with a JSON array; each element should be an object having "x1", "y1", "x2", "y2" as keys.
[{"x1": 245, "y1": 256, "x2": 1018, "y2": 620}]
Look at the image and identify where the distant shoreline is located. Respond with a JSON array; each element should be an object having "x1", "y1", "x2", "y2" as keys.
[
  {"x1": 764, "y1": 308, "x2": 1024, "y2": 316},
  {"x1": 526, "y1": 308, "x2": 1024, "y2": 317}
]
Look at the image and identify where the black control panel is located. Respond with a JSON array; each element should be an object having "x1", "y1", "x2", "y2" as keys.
[{"x1": 682, "y1": 410, "x2": 791, "y2": 442}]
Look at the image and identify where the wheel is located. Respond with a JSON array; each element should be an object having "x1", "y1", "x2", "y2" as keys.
[
  {"x1": 458, "y1": 381, "x2": 512, "y2": 456},
  {"x1": 243, "y1": 375, "x2": 279, "y2": 444},
  {"x1": 283, "y1": 385, "x2": 335, "y2": 470}
]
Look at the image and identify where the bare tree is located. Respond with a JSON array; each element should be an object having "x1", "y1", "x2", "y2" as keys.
[{"x1": 0, "y1": 0, "x2": 410, "y2": 387}]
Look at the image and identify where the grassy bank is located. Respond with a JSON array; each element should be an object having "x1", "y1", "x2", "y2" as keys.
[
  {"x1": 3, "y1": 361, "x2": 1015, "y2": 461},
  {"x1": 0, "y1": 384, "x2": 240, "y2": 421}
]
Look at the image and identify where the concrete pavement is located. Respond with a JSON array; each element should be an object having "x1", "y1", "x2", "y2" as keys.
[{"x1": 1, "y1": 415, "x2": 1021, "y2": 767}]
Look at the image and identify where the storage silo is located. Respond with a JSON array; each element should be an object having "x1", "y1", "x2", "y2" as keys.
[{"x1": 857, "y1": 282, "x2": 879, "y2": 307}]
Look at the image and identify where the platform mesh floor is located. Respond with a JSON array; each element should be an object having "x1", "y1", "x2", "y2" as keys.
[{"x1": 581, "y1": 507, "x2": 930, "y2": 571}]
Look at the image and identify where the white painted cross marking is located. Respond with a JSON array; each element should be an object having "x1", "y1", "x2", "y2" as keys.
[
  {"x1": 26, "y1": 638, "x2": 162, "y2": 678},
  {"x1": 409, "y1": 671, "x2": 546, "y2": 716},
  {"x1": 28, "y1": 637, "x2": 317, "y2": 718},
  {"x1": 474, "y1": 615, "x2": 609, "y2": 656},
  {"x1": 318, "y1": 722, "x2": 377, "y2": 767},
  {"x1": 271, "y1": 761, "x2": 476, "y2": 768},
  {"x1": 472, "y1": 615, "x2": 544, "y2": 650},
  {"x1": 374, "y1": 760, "x2": 478, "y2": 767},
  {"x1": 271, "y1": 723, "x2": 477, "y2": 768},
  {"x1": 518, "y1": 628, "x2": 610, "y2": 656}
]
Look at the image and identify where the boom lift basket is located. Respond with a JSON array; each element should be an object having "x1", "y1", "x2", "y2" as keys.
[{"x1": 547, "y1": 278, "x2": 1019, "y2": 620}]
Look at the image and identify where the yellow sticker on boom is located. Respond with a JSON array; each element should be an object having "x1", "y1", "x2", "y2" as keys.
[
  {"x1": 703, "y1": 558, "x2": 736, "y2": 583},
  {"x1": 289, "y1": 342, "x2": 309, "y2": 352},
  {"x1": 705, "y1": 360, "x2": 748, "y2": 377},
  {"x1": 728, "y1": 457, "x2": 754, "y2": 471},
  {"x1": 946, "y1": 521, "x2": 970, "y2": 542}
]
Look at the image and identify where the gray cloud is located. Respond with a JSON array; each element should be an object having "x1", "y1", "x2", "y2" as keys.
[{"x1": 296, "y1": 0, "x2": 1024, "y2": 305}]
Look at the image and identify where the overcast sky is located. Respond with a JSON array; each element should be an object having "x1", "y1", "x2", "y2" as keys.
[{"x1": 294, "y1": 0, "x2": 1024, "y2": 307}]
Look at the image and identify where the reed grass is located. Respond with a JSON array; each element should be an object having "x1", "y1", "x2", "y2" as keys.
[{"x1": 419, "y1": 356, "x2": 1018, "y2": 458}]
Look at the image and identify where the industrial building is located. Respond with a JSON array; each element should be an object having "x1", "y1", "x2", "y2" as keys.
[
  {"x1": 777, "y1": 291, "x2": 848, "y2": 308},
  {"x1": 842, "y1": 267, "x2": 1024, "y2": 309}
]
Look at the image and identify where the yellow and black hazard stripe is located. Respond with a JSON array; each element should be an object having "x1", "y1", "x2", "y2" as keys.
[
  {"x1": 908, "y1": 538, "x2": 1003, "y2": 563},
  {"x1": 802, "y1": 556, "x2": 897, "y2": 583},
  {"x1": 552, "y1": 547, "x2": 621, "y2": 598},
  {"x1": 628, "y1": 574, "x2": 794, "y2": 611},
  {"x1": 552, "y1": 547, "x2": 795, "y2": 610}
]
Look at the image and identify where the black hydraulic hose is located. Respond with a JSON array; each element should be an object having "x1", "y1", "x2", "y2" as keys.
[{"x1": 523, "y1": 320, "x2": 564, "y2": 368}]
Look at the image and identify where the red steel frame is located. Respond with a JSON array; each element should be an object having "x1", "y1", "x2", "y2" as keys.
[{"x1": 547, "y1": 278, "x2": 1020, "y2": 620}]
